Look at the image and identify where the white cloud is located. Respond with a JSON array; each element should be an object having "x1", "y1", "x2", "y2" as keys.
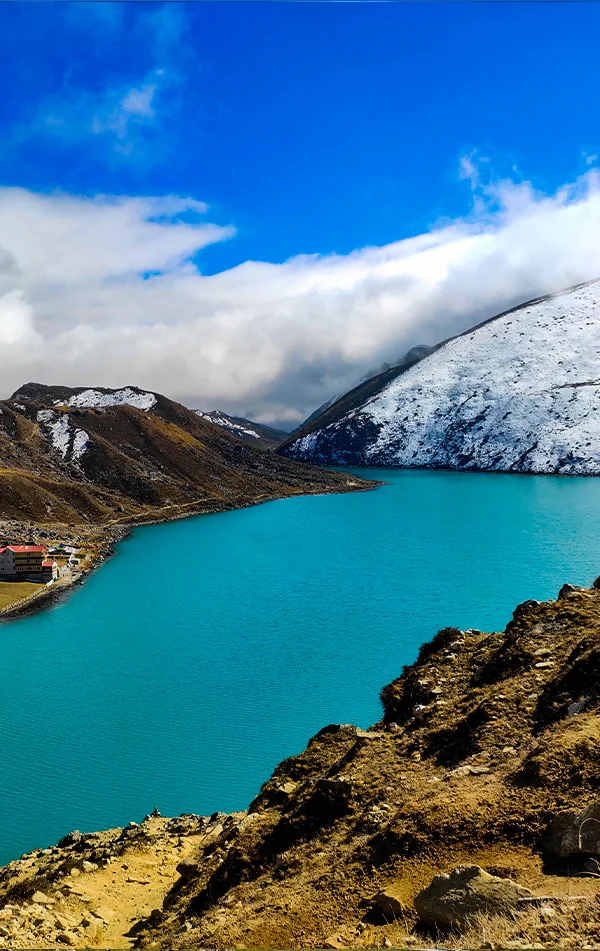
[
  {"x1": 87, "y1": 72, "x2": 166, "y2": 154},
  {"x1": 38, "y1": 68, "x2": 174, "y2": 158},
  {"x1": 0, "y1": 190, "x2": 228, "y2": 285},
  {"x1": 120, "y1": 83, "x2": 157, "y2": 119},
  {"x1": 0, "y1": 290, "x2": 39, "y2": 347},
  {"x1": 2, "y1": 172, "x2": 600, "y2": 425}
]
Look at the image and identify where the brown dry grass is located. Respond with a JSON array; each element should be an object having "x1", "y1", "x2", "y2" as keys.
[
  {"x1": 0, "y1": 581, "x2": 42, "y2": 610},
  {"x1": 445, "y1": 899, "x2": 600, "y2": 949},
  {"x1": 0, "y1": 391, "x2": 373, "y2": 526}
]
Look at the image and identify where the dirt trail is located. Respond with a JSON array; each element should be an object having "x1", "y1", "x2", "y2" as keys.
[
  {"x1": 53, "y1": 826, "x2": 198, "y2": 949},
  {"x1": 0, "y1": 815, "x2": 231, "y2": 950}
]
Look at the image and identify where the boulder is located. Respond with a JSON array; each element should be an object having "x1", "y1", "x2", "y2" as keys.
[
  {"x1": 31, "y1": 891, "x2": 55, "y2": 905},
  {"x1": 280, "y1": 781, "x2": 297, "y2": 795},
  {"x1": 323, "y1": 935, "x2": 346, "y2": 949},
  {"x1": 176, "y1": 860, "x2": 201, "y2": 882},
  {"x1": 56, "y1": 931, "x2": 78, "y2": 946},
  {"x1": 367, "y1": 888, "x2": 405, "y2": 924},
  {"x1": 558, "y1": 584, "x2": 586, "y2": 600},
  {"x1": 303, "y1": 777, "x2": 355, "y2": 822},
  {"x1": 512, "y1": 600, "x2": 542, "y2": 618},
  {"x1": 90, "y1": 906, "x2": 115, "y2": 924},
  {"x1": 544, "y1": 801, "x2": 600, "y2": 859},
  {"x1": 567, "y1": 697, "x2": 590, "y2": 717},
  {"x1": 57, "y1": 831, "x2": 82, "y2": 848},
  {"x1": 311, "y1": 724, "x2": 358, "y2": 742},
  {"x1": 445, "y1": 765, "x2": 490, "y2": 780},
  {"x1": 414, "y1": 865, "x2": 532, "y2": 930}
]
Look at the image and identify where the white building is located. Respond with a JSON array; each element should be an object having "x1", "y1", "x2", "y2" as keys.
[
  {"x1": 0, "y1": 548, "x2": 15, "y2": 577},
  {"x1": 0, "y1": 545, "x2": 53, "y2": 582}
]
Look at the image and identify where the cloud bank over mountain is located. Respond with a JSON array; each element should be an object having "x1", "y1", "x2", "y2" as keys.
[{"x1": 3, "y1": 171, "x2": 600, "y2": 425}]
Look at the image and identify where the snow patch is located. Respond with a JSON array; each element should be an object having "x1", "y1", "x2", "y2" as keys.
[
  {"x1": 197, "y1": 410, "x2": 261, "y2": 439},
  {"x1": 291, "y1": 433, "x2": 319, "y2": 456},
  {"x1": 36, "y1": 409, "x2": 90, "y2": 462},
  {"x1": 62, "y1": 387, "x2": 157, "y2": 411},
  {"x1": 72, "y1": 428, "x2": 90, "y2": 460},
  {"x1": 49, "y1": 414, "x2": 72, "y2": 457}
]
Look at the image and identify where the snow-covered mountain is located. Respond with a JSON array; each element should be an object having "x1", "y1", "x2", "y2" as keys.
[
  {"x1": 195, "y1": 410, "x2": 288, "y2": 449},
  {"x1": 279, "y1": 279, "x2": 600, "y2": 474}
]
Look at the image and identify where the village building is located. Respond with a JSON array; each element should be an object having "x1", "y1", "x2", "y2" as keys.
[
  {"x1": 42, "y1": 559, "x2": 59, "y2": 582},
  {"x1": 0, "y1": 545, "x2": 58, "y2": 582}
]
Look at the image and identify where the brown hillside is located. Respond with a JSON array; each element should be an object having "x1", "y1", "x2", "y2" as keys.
[
  {"x1": 140, "y1": 581, "x2": 600, "y2": 950},
  {"x1": 0, "y1": 383, "x2": 370, "y2": 526}
]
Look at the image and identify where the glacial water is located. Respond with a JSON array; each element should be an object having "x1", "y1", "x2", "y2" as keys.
[{"x1": 2, "y1": 468, "x2": 600, "y2": 863}]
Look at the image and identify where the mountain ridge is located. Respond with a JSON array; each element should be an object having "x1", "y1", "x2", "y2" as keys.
[
  {"x1": 194, "y1": 409, "x2": 288, "y2": 449},
  {"x1": 0, "y1": 382, "x2": 369, "y2": 528}
]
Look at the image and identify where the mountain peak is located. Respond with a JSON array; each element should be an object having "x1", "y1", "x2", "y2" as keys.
[{"x1": 280, "y1": 278, "x2": 600, "y2": 474}]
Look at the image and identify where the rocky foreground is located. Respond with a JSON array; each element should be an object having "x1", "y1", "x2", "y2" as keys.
[{"x1": 5, "y1": 582, "x2": 600, "y2": 949}]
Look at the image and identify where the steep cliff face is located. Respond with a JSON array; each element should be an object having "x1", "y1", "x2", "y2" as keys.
[
  {"x1": 0, "y1": 383, "x2": 368, "y2": 525},
  {"x1": 280, "y1": 279, "x2": 600, "y2": 474},
  {"x1": 3, "y1": 581, "x2": 600, "y2": 949}
]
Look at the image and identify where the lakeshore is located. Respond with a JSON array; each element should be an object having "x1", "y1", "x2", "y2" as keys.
[{"x1": 0, "y1": 475, "x2": 376, "y2": 622}]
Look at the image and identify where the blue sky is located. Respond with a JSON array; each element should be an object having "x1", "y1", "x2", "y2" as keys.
[
  {"x1": 3, "y1": 1, "x2": 600, "y2": 273},
  {"x1": 3, "y1": 1, "x2": 600, "y2": 423}
]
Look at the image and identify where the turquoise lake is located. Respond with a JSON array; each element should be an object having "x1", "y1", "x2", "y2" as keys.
[{"x1": 3, "y1": 468, "x2": 600, "y2": 863}]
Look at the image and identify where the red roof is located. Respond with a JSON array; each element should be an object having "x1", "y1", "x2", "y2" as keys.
[
  {"x1": 42, "y1": 560, "x2": 54, "y2": 568},
  {"x1": 0, "y1": 546, "x2": 45, "y2": 555}
]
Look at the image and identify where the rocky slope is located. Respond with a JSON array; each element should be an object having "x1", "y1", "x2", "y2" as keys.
[
  {"x1": 4, "y1": 579, "x2": 600, "y2": 948},
  {"x1": 280, "y1": 278, "x2": 600, "y2": 474},
  {"x1": 0, "y1": 383, "x2": 368, "y2": 527},
  {"x1": 194, "y1": 410, "x2": 288, "y2": 449}
]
